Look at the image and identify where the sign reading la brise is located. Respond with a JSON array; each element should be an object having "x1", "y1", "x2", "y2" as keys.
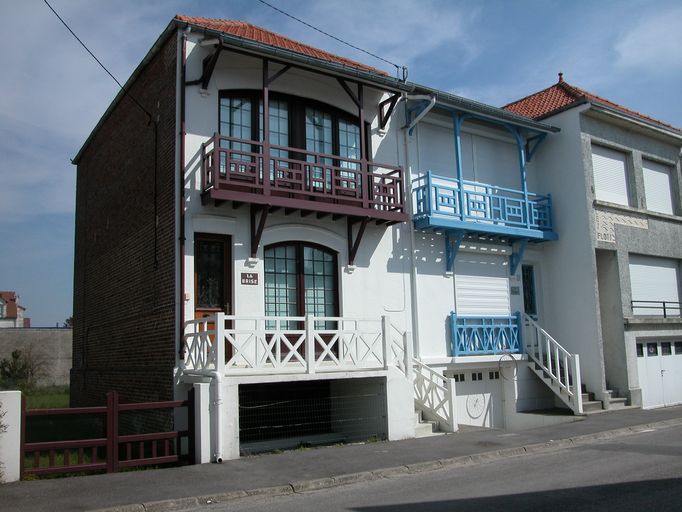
[{"x1": 241, "y1": 272, "x2": 258, "y2": 285}]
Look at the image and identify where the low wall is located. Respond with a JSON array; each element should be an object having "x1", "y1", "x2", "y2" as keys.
[{"x1": 0, "y1": 329, "x2": 72, "y2": 387}]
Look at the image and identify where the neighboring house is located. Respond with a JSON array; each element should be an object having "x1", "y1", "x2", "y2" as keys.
[
  {"x1": 72, "y1": 16, "x2": 634, "y2": 462},
  {"x1": 505, "y1": 74, "x2": 682, "y2": 410},
  {"x1": 0, "y1": 291, "x2": 30, "y2": 328}
]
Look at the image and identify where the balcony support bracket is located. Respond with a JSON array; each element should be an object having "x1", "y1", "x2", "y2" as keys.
[
  {"x1": 250, "y1": 204, "x2": 269, "y2": 258},
  {"x1": 509, "y1": 238, "x2": 529, "y2": 276},
  {"x1": 446, "y1": 230, "x2": 466, "y2": 272},
  {"x1": 525, "y1": 133, "x2": 547, "y2": 162},
  {"x1": 379, "y1": 93, "x2": 401, "y2": 130},
  {"x1": 186, "y1": 45, "x2": 222, "y2": 89},
  {"x1": 348, "y1": 217, "x2": 369, "y2": 266}
]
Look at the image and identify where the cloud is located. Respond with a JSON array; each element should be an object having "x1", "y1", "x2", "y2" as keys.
[{"x1": 614, "y1": 7, "x2": 682, "y2": 73}]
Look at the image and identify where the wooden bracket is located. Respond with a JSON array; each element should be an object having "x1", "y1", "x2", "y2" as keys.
[
  {"x1": 347, "y1": 217, "x2": 369, "y2": 266},
  {"x1": 445, "y1": 231, "x2": 466, "y2": 272},
  {"x1": 250, "y1": 204, "x2": 269, "y2": 258},
  {"x1": 186, "y1": 45, "x2": 222, "y2": 88},
  {"x1": 379, "y1": 93, "x2": 401, "y2": 130},
  {"x1": 266, "y1": 63, "x2": 291, "y2": 86},
  {"x1": 337, "y1": 78, "x2": 361, "y2": 108},
  {"x1": 509, "y1": 238, "x2": 529, "y2": 276}
]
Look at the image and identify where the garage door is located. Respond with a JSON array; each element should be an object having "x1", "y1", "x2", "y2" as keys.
[{"x1": 636, "y1": 341, "x2": 682, "y2": 408}]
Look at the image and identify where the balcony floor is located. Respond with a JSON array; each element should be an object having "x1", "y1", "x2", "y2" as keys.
[{"x1": 414, "y1": 214, "x2": 557, "y2": 242}]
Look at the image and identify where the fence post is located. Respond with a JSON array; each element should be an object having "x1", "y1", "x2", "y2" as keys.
[
  {"x1": 306, "y1": 315, "x2": 315, "y2": 374},
  {"x1": 187, "y1": 387, "x2": 196, "y2": 465},
  {"x1": 215, "y1": 313, "x2": 225, "y2": 373},
  {"x1": 403, "y1": 331, "x2": 414, "y2": 382},
  {"x1": 381, "y1": 316, "x2": 390, "y2": 370},
  {"x1": 106, "y1": 391, "x2": 119, "y2": 473},
  {"x1": 20, "y1": 394, "x2": 26, "y2": 480},
  {"x1": 571, "y1": 354, "x2": 583, "y2": 415},
  {"x1": 445, "y1": 378, "x2": 458, "y2": 433}
]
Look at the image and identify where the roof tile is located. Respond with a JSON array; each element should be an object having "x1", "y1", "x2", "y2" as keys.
[
  {"x1": 503, "y1": 75, "x2": 681, "y2": 134},
  {"x1": 175, "y1": 15, "x2": 388, "y2": 76}
]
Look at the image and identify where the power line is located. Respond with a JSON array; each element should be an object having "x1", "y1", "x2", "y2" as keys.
[
  {"x1": 42, "y1": 0, "x2": 154, "y2": 123},
  {"x1": 255, "y1": 0, "x2": 407, "y2": 79}
]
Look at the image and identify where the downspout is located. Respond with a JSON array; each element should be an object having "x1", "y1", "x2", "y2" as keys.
[
  {"x1": 400, "y1": 94, "x2": 422, "y2": 359},
  {"x1": 406, "y1": 94, "x2": 436, "y2": 134},
  {"x1": 178, "y1": 28, "x2": 224, "y2": 463}
]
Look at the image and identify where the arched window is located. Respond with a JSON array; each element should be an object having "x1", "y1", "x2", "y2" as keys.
[{"x1": 264, "y1": 242, "x2": 338, "y2": 328}]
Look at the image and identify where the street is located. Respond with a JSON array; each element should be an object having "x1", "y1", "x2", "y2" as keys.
[{"x1": 201, "y1": 424, "x2": 682, "y2": 511}]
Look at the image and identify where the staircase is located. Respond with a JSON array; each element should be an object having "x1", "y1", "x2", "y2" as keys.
[
  {"x1": 414, "y1": 408, "x2": 445, "y2": 437},
  {"x1": 524, "y1": 314, "x2": 585, "y2": 415}
]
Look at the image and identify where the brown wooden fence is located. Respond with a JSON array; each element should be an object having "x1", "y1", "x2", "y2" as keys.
[{"x1": 21, "y1": 390, "x2": 195, "y2": 478}]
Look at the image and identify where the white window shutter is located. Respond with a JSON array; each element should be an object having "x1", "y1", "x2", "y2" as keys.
[
  {"x1": 455, "y1": 254, "x2": 510, "y2": 316},
  {"x1": 643, "y1": 159, "x2": 674, "y2": 215},
  {"x1": 629, "y1": 255, "x2": 680, "y2": 315},
  {"x1": 591, "y1": 145, "x2": 629, "y2": 206}
]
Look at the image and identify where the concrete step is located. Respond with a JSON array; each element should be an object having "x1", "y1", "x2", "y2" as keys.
[
  {"x1": 582, "y1": 391, "x2": 595, "y2": 402},
  {"x1": 608, "y1": 397, "x2": 629, "y2": 410},
  {"x1": 582, "y1": 400, "x2": 604, "y2": 413},
  {"x1": 413, "y1": 409, "x2": 445, "y2": 438}
]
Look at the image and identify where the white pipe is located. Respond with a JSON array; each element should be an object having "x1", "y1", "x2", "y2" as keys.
[
  {"x1": 182, "y1": 369, "x2": 224, "y2": 463},
  {"x1": 405, "y1": 94, "x2": 436, "y2": 133}
]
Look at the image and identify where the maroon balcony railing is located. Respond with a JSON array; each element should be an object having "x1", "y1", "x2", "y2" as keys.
[{"x1": 201, "y1": 134, "x2": 406, "y2": 222}]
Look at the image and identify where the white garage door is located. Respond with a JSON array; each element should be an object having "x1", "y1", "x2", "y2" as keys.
[
  {"x1": 450, "y1": 370, "x2": 503, "y2": 428},
  {"x1": 636, "y1": 341, "x2": 682, "y2": 408},
  {"x1": 629, "y1": 255, "x2": 681, "y2": 316}
]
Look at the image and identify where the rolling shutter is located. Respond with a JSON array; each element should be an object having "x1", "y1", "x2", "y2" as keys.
[
  {"x1": 629, "y1": 255, "x2": 680, "y2": 315},
  {"x1": 643, "y1": 160, "x2": 674, "y2": 215},
  {"x1": 591, "y1": 145, "x2": 629, "y2": 205},
  {"x1": 455, "y1": 254, "x2": 510, "y2": 316}
]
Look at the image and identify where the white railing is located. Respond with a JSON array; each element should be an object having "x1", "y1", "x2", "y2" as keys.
[
  {"x1": 524, "y1": 314, "x2": 583, "y2": 414},
  {"x1": 182, "y1": 314, "x2": 411, "y2": 377},
  {"x1": 413, "y1": 359, "x2": 456, "y2": 432}
]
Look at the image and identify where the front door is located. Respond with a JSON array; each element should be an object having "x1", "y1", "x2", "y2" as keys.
[
  {"x1": 521, "y1": 264, "x2": 538, "y2": 321},
  {"x1": 194, "y1": 234, "x2": 232, "y2": 320}
]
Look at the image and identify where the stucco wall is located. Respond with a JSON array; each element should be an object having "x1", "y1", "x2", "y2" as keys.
[{"x1": 0, "y1": 329, "x2": 72, "y2": 387}]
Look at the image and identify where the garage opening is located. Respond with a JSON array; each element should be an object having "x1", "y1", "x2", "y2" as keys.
[{"x1": 238, "y1": 378, "x2": 387, "y2": 454}]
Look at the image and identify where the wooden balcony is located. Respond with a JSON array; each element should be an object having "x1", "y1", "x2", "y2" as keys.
[
  {"x1": 413, "y1": 172, "x2": 557, "y2": 241},
  {"x1": 201, "y1": 134, "x2": 407, "y2": 224}
]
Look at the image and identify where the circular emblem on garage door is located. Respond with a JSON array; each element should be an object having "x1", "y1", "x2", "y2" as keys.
[{"x1": 466, "y1": 393, "x2": 486, "y2": 419}]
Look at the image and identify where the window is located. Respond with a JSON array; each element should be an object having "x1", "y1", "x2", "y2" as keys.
[
  {"x1": 662, "y1": 342, "x2": 672, "y2": 355},
  {"x1": 522, "y1": 265, "x2": 537, "y2": 317},
  {"x1": 675, "y1": 342, "x2": 682, "y2": 355},
  {"x1": 629, "y1": 255, "x2": 680, "y2": 316},
  {"x1": 636, "y1": 343, "x2": 644, "y2": 357},
  {"x1": 471, "y1": 372, "x2": 483, "y2": 381},
  {"x1": 0, "y1": 299, "x2": 4, "y2": 318},
  {"x1": 647, "y1": 343, "x2": 658, "y2": 356},
  {"x1": 643, "y1": 159, "x2": 675, "y2": 215},
  {"x1": 264, "y1": 243, "x2": 338, "y2": 329},
  {"x1": 453, "y1": 373, "x2": 465, "y2": 382},
  {"x1": 591, "y1": 145, "x2": 630, "y2": 206},
  {"x1": 489, "y1": 371, "x2": 500, "y2": 380}
]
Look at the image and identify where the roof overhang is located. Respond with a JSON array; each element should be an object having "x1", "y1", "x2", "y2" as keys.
[{"x1": 587, "y1": 101, "x2": 682, "y2": 144}]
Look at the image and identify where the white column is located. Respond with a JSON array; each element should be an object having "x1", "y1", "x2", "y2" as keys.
[
  {"x1": 193, "y1": 383, "x2": 211, "y2": 464},
  {"x1": 0, "y1": 391, "x2": 21, "y2": 483}
]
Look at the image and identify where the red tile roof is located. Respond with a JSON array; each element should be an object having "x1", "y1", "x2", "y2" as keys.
[
  {"x1": 503, "y1": 74, "x2": 681, "y2": 134},
  {"x1": 175, "y1": 15, "x2": 389, "y2": 77}
]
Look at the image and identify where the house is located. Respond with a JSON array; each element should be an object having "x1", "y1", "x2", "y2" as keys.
[
  {"x1": 72, "y1": 15, "x2": 600, "y2": 462},
  {"x1": 0, "y1": 291, "x2": 30, "y2": 328},
  {"x1": 505, "y1": 74, "x2": 682, "y2": 410}
]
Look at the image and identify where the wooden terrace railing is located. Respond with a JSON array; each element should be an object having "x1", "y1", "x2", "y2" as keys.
[{"x1": 201, "y1": 134, "x2": 406, "y2": 221}]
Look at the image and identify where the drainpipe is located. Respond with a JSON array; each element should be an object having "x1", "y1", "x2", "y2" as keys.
[
  {"x1": 405, "y1": 94, "x2": 436, "y2": 134},
  {"x1": 400, "y1": 93, "x2": 421, "y2": 359}
]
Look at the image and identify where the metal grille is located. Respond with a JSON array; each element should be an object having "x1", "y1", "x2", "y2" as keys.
[{"x1": 239, "y1": 379, "x2": 386, "y2": 453}]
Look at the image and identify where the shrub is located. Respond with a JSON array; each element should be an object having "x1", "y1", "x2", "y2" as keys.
[{"x1": 0, "y1": 348, "x2": 46, "y2": 393}]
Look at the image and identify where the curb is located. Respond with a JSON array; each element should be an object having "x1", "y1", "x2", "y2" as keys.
[{"x1": 93, "y1": 416, "x2": 682, "y2": 512}]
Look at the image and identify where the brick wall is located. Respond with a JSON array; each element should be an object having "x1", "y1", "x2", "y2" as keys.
[{"x1": 71, "y1": 32, "x2": 178, "y2": 407}]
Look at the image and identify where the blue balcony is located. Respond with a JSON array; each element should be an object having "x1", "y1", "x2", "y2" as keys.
[
  {"x1": 450, "y1": 313, "x2": 522, "y2": 356},
  {"x1": 413, "y1": 172, "x2": 557, "y2": 241}
]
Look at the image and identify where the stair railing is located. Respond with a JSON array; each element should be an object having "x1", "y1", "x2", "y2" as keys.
[
  {"x1": 524, "y1": 314, "x2": 583, "y2": 414},
  {"x1": 413, "y1": 359, "x2": 456, "y2": 432}
]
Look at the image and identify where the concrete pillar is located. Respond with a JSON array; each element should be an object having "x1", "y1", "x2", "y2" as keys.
[
  {"x1": 193, "y1": 383, "x2": 211, "y2": 464},
  {"x1": 0, "y1": 391, "x2": 21, "y2": 483}
]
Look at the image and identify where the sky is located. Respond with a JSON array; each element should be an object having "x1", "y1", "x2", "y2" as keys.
[{"x1": 1, "y1": 0, "x2": 681, "y2": 326}]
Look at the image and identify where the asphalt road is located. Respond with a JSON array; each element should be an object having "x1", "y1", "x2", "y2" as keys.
[{"x1": 199, "y1": 424, "x2": 682, "y2": 512}]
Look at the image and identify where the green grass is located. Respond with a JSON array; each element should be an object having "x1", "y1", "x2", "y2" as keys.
[{"x1": 25, "y1": 386, "x2": 70, "y2": 409}]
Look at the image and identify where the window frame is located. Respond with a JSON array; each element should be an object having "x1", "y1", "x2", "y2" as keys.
[
  {"x1": 218, "y1": 90, "x2": 372, "y2": 162},
  {"x1": 263, "y1": 241, "x2": 340, "y2": 320}
]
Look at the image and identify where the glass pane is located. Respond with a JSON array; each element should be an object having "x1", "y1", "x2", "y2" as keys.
[
  {"x1": 646, "y1": 343, "x2": 658, "y2": 356},
  {"x1": 522, "y1": 265, "x2": 537, "y2": 316},
  {"x1": 675, "y1": 342, "x2": 682, "y2": 354},
  {"x1": 196, "y1": 240, "x2": 224, "y2": 309},
  {"x1": 662, "y1": 342, "x2": 672, "y2": 355},
  {"x1": 636, "y1": 343, "x2": 644, "y2": 357}
]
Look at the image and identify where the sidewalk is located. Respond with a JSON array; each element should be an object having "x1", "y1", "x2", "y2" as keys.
[{"x1": 2, "y1": 405, "x2": 682, "y2": 512}]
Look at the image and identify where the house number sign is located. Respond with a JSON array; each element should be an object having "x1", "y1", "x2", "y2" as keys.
[{"x1": 241, "y1": 272, "x2": 258, "y2": 285}]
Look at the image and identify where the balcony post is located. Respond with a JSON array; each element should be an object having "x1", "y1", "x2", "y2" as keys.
[
  {"x1": 358, "y1": 84, "x2": 370, "y2": 210},
  {"x1": 381, "y1": 315, "x2": 390, "y2": 369},
  {"x1": 215, "y1": 313, "x2": 225, "y2": 373},
  {"x1": 449, "y1": 312, "x2": 459, "y2": 356},
  {"x1": 262, "y1": 58, "x2": 271, "y2": 195},
  {"x1": 452, "y1": 113, "x2": 466, "y2": 221},
  {"x1": 306, "y1": 315, "x2": 316, "y2": 374},
  {"x1": 512, "y1": 127, "x2": 530, "y2": 228}
]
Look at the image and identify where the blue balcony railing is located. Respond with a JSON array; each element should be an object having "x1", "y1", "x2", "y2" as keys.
[
  {"x1": 413, "y1": 172, "x2": 555, "y2": 239},
  {"x1": 450, "y1": 313, "x2": 522, "y2": 356}
]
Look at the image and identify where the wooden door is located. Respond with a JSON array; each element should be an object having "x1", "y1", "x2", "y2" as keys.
[{"x1": 194, "y1": 234, "x2": 231, "y2": 320}]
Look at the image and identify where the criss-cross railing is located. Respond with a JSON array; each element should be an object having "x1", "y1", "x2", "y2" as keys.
[
  {"x1": 182, "y1": 314, "x2": 411, "y2": 377},
  {"x1": 413, "y1": 359, "x2": 456, "y2": 431},
  {"x1": 450, "y1": 313, "x2": 522, "y2": 356}
]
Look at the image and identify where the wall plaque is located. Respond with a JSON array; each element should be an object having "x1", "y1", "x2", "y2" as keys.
[{"x1": 240, "y1": 272, "x2": 258, "y2": 285}]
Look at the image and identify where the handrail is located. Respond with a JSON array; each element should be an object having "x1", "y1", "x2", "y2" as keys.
[
  {"x1": 412, "y1": 171, "x2": 553, "y2": 232},
  {"x1": 413, "y1": 358, "x2": 455, "y2": 431},
  {"x1": 631, "y1": 300, "x2": 682, "y2": 318},
  {"x1": 523, "y1": 314, "x2": 583, "y2": 414}
]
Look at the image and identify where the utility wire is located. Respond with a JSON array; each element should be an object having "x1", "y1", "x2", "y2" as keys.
[
  {"x1": 42, "y1": 0, "x2": 154, "y2": 123},
  {"x1": 255, "y1": 0, "x2": 407, "y2": 79}
]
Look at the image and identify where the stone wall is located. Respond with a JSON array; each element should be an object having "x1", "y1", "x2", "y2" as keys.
[{"x1": 0, "y1": 328, "x2": 72, "y2": 387}]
